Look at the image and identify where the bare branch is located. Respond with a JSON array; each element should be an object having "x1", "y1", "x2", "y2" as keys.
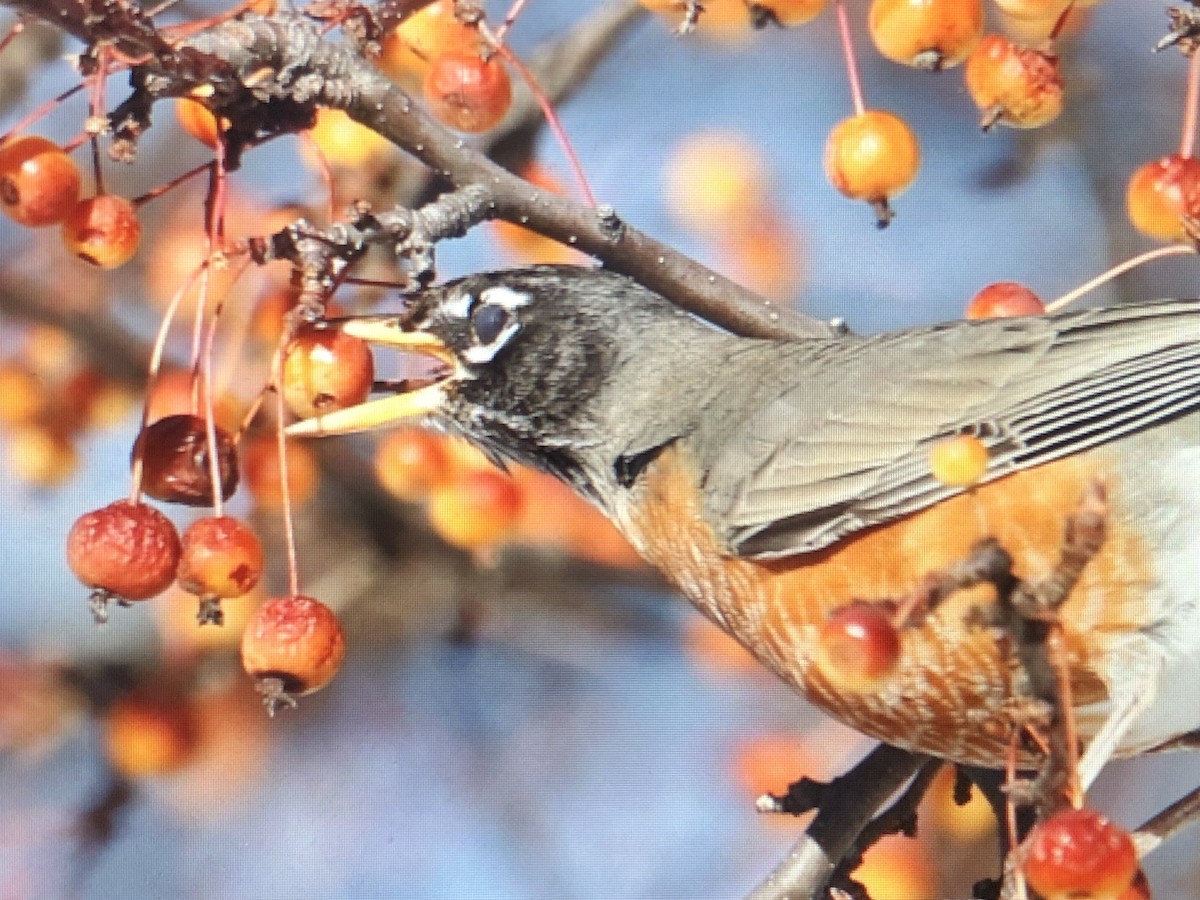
[{"x1": 745, "y1": 745, "x2": 930, "y2": 900}]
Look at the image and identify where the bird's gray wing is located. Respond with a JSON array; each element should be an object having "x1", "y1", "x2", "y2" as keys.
[{"x1": 701, "y1": 301, "x2": 1200, "y2": 558}]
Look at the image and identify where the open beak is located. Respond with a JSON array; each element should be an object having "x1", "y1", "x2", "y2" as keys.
[{"x1": 285, "y1": 316, "x2": 454, "y2": 438}]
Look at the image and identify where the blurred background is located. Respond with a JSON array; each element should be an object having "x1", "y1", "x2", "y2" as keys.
[{"x1": 0, "y1": 0, "x2": 1197, "y2": 897}]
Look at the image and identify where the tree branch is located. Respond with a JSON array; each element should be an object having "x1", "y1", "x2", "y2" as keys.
[
  {"x1": 0, "y1": 0, "x2": 832, "y2": 340},
  {"x1": 745, "y1": 744, "x2": 930, "y2": 900}
]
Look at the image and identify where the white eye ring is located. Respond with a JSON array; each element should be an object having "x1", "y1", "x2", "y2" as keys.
[{"x1": 479, "y1": 286, "x2": 532, "y2": 311}]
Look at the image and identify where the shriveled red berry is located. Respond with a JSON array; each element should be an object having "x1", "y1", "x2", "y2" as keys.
[
  {"x1": 282, "y1": 327, "x2": 375, "y2": 420},
  {"x1": 1126, "y1": 155, "x2": 1200, "y2": 242},
  {"x1": 177, "y1": 516, "x2": 264, "y2": 626},
  {"x1": 965, "y1": 281, "x2": 1045, "y2": 318},
  {"x1": 242, "y1": 595, "x2": 346, "y2": 714},
  {"x1": 423, "y1": 51, "x2": 513, "y2": 133},
  {"x1": 0, "y1": 136, "x2": 81, "y2": 227},
  {"x1": 964, "y1": 35, "x2": 1064, "y2": 130},
  {"x1": 133, "y1": 414, "x2": 239, "y2": 507},
  {"x1": 814, "y1": 601, "x2": 901, "y2": 691},
  {"x1": 61, "y1": 194, "x2": 142, "y2": 268},
  {"x1": 66, "y1": 499, "x2": 182, "y2": 621},
  {"x1": 105, "y1": 692, "x2": 197, "y2": 778},
  {"x1": 1023, "y1": 807, "x2": 1138, "y2": 900}
]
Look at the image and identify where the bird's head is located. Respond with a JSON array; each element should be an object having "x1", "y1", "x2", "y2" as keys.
[{"x1": 287, "y1": 265, "x2": 708, "y2": 485}]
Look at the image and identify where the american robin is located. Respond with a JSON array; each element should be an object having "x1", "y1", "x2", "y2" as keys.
[{"x1": 288, "y1": 265, "x2": 1200, "y2": 779}]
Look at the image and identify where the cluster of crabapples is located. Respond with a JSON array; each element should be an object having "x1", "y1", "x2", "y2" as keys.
[
  {"x1": 640, "y1": 0, "x2": 1096, "y2": 226},
  {"x1": 177, "y1": 2, "x2": 514, "y2": 143},
  {"x1": 60, "y1": 325, "x2": 364, "y2": 712},
  {"x1": 377, "y1": 1, "x2": 512, "y2": 134},
  {"x1": 61, "y1": 295, "x2": 637, "y2": 714},
  {"x1": 0, "y1": 135, "x2": 141, "y2": 267},
  {"x1": 814, "y1": 428, "x2": 1147, "y2": 899}
]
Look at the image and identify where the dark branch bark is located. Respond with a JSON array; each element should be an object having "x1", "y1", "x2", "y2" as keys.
[{"x1": 745, "y1": 745, "x2": 929, "y2": 900}]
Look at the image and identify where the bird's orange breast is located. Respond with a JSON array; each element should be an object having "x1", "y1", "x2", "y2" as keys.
[{"x1": 622, "y1": 445, "x2": 1153, "y2": 767}]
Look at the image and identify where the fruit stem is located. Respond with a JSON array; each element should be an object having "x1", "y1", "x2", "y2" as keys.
[
  {"x1": 481, "y1": 25, "x2": 598, "y2": 208},
  {"x1": 1043, "y1": 244, "x2": 1196, "y2": 313},
  {"x1": 129, "y1": 262, "x2": 207, "y2": 504},
  {"x1": 271, "y1": 352, "x2": 302, "y2": 599},
  {"x1": 834, "y1": 0, "x2": 867, "y2": 117},
  {"x1": 301, "y1": 131, "x2": 339, "y2": 223},
  {"x1": 86, "y1": 46, "x2": 111, "y2": 197},
  {"x1": 1182, "y1": 47, "x2": 1200, "y2": 159},
  {"x1": 1047, "y1": 625, "x2": 1083, "y2": 809},
  {"x1": 131, "y1": 160, "x2": 215, "y2": 208},
  {"x1": 494, "y1": 0, "x2": 530, "y2": 45},
  {"x1": 195, "y1": 155, "x2": 231, "y2": 515},
  {"x1": 0, "y1": 83, "x2": 86, "y2": 149}
]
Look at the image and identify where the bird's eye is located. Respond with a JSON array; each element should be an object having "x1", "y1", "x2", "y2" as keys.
[{"x1": 470, "y1": 302, "x2": 510, "y2": 345}]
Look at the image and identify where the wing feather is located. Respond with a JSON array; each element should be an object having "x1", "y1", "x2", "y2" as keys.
[{"x1": 703, "y1": 301, "x2": 1200, "y2": 558}]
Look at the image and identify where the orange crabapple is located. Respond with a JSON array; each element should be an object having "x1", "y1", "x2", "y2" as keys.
[
  {"x1": 426, "y1": 468, "x2": 524, "y2": 552},
  {"x1": 994, "y1": 0, "x2": 1072, "y2": 18},
  {"x1": 58, "y1": 366, "x2": 136, "y2": 430},
  {"x1": 824, "y1": 111, "x2": 920, "y2": 227},
  {"x1": 852, "y1": 834, "x2": 939, "y2": 900},
  {"x1": 157, "y1": 681, "x2": 271, "y2": 820},
  {"x1": 373, "y1": 427, "x2": 455, "y2": 503},
  {"x1": 143, "y1": 187, "x2": 267, "y2": 317},
  {"x1": 718, "y1": 208, "x2": 804, "y2": 302},
  {"x1": 242, "y1": 594, "x2": 346, "y2": 714},
  {"x1": 104, "y1": 692, "x2": 198, "y2": 778},
  {"x1": 133, "y1": 414, "x2": 240, "y2": 507},
  {"x1": 423, "y1": 51, "x2": 513, "y2": 134},
  {"x1": 1125, "y1": 155, "x2": 1200, "y2": 242},
  {"x1": 304, "y1": 108, "x2": 393, "y2": 169},
  {"x1": 664, "y1": 130, "x2": 771, "y2": 233},
  {"x1": 814, "y1": 600, "x2": 902, "y2": 692},
  {"x1": 868, "y1": 0, "x2": 984, "y2": 71},
  {"x1": 0, "y1": 361, "x2": 49, "y2": 426},
  {"x1": 930, "y1": 434, "x2": 990, "y2": 487},
  {"x1": 6, "y1": 424, "x2": 78, "y2": 487},
  {"x1": 157, "y1": 584, "x2": 262, "y2": 655},
  {"x1": 66, "y1": 499, "x2": 182, "y2": 618},
  {"x1": 282, "y1": 326, "x2": 375, "y2": 420},
  {"x1": 242, "y1": 433, "x2": 320, "y2": 510},
  {"x1": 920, "y1": 765, "x2": 997, "y2": 842},
  {"x1": 998, "y1": 4, "x2": 1091, "y2": 43},
  {"x1": 965, "y1": 281, "x2": 1046, "y2": 318},
  {"x1": 1022, "y1": 807, "x2": 1139, "y2": 900},
  {"x1": 639, "y1": 0, "x2": 754, "y2": 31},
  {"x1": 174, "y1": 98, "x2": 228, "y2": 149},
  {"x1": 748, "y1": 0, "x2": 829, "y2": 28},
  {"x1": 177, "y1": 516, "x2": 265, "y2": 626},
  {"x1": 61, "y1": 194, "x2": 142, "y2": 269},
  {"x1": 731, "y1": 732, "x2": 821, "y2": 801},
  {"x1": 20, "y1": 323, "x2": 82, "y2": 381},
  {"x1": 964, "y1": 35, "x2": 1064, "y2": 130},
  {"x1": 376, "y1": 0, "x2": 482, "y2": 87},
  {"x1": 0, "y1": 135, "x2": 81, "y2": 227}
]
